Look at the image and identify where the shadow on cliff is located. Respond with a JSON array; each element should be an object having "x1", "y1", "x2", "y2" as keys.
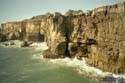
[{"x1": 64, "y1": 16, "x2": 74, "y2": 57}]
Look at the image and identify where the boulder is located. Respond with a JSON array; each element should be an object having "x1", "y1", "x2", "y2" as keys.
[{"x1": 20, "y1": 41, "x2": 29, "y2": 47}]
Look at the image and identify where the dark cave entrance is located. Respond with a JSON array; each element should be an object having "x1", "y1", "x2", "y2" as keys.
[{"x1": 39, "y1": 34, "x2": 45, "y2": 42}]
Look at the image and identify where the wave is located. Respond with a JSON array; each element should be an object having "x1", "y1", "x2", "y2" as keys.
[
  {"x1": 32, "y1": 54, "x2": 44, "y2": 60},
  {"x1": 50, "y1": 57, "x2": 109, "y2": 77},
  {"x1": 50, "y1": 57, "x2": 125, "y2": 78},
  {"x1": 32, "y1": 42, "x2": 125, "y2": 80},
  {"x1": 0, "y1": 40, "x2": 21, "y2": 48},
  {"x1": 30, "y1": 42, "x2": 48, "y2": 51}
]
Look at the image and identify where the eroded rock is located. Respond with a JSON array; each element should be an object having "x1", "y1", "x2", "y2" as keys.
[
  {"x1": 1, "y1": 2, "x2": 125, "y2": 73},
  {"x1": 20, "y1": 41, "x2": 29, "y2": 47}
]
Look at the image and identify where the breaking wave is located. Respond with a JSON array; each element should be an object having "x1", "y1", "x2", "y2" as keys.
[
  {"x1": 30, "y1": 42, "x2": 48, "y2": 51},
  {"x1": 32, "y1": 42, "x2": 125, "y2": 80}
]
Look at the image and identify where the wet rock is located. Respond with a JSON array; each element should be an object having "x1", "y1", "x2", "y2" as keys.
[
  {"x1": 1, "y1": 2, "x2": 125, "y2": 74},
  {"x1": 20, "y1": 41, "x2": 29, "y2": 47},
  {"x1": 0, "y1": 33, "x2": 7, "y2": 42},
  {"x1": 3, "y1": 43, "x2": 9, "y2": 46},
  {"x1": 43, "y1": 49, "x2": 63, "y2": 59}
]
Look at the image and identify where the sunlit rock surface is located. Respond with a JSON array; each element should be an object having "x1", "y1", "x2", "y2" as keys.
[{"x1": 0, "y1": 2, "x2": 125, "y2": 73}]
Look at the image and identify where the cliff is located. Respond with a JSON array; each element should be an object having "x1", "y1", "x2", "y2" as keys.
[{"x1": 0, "y1": 2, "x2": 125, "y2": 74}]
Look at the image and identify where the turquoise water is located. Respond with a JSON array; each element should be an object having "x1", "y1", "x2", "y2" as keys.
[{"x1": 0, "y1": 47, "x2": 99, "y2": 83}]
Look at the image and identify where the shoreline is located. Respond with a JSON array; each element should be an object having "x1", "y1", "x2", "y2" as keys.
[
  {"x1": 0, "y1": 40, "x2": 46, "y2": 48},
  {"x1": 0, "y1": 40, "x2": 125, "y2": 83},
  {"x1": 30, "y1": 42, "x2": 125, "y2": 83},
  {"x1": 45, "y1": 57, "x2": 125, "y2": 83}
]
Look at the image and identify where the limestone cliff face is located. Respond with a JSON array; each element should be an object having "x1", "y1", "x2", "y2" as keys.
[
  {"x1": 67, "y1": 3, "x2": 125, "y2": 73},
  {"x1": 1, "y1": 2, "x2": 125, "y2": 73}
]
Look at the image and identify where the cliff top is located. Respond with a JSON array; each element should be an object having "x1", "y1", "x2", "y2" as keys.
[{"x1": 2, "y1": 2, "x2": 125, "y2": 24}]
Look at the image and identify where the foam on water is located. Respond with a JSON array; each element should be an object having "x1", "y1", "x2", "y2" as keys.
[
  {"x1": 30, "y1": 42, "x2": 48, "y2": 51},
  {"x1": 32, "y1": 42, "x2": 125, "y2": 79},
  {"x1": 50, "y1": 57, "x2": 125, "y2": 78},
  {"x1": 50, "y1": 57, "x2": 109, "y2": 77},
  {"x1": 0, "y1": 40, "x2": 21, "y2": 48},
  {"x1": 32, "y1": 54, "x2": 44, "y2": 60}
]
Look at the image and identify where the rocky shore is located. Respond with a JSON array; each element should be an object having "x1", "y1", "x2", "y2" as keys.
[{"x1": 0, "y1": 2, "x2": 125, "y2": 74}]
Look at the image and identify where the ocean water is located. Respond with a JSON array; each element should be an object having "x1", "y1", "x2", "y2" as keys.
[{"x1": 0, "y1": 44, "x2": 100, "y2": 83}]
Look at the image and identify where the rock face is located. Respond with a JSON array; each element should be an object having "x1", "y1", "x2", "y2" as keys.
[
  {"x1": 0, "y1": 33, "x2": 7, "y2": 42},
  {"x1": 1, "y1": 2, "x2": 125, "y2": 73}
]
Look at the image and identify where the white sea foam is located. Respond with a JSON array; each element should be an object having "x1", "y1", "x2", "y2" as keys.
[
  {"x1": 32, "y1": 54, "x2": 44, "y2": 60},
  {"x1": 0, "y1": 40, "x2": 21, "y2": 48},
  {"x1": 31, "y1": 42, "x2": 48, "y2": 51},
  {"x1": 32, "y1": 42, "x2": 125, "y2": 79},
  {"x1": 31, "y1": 42, "x2": 48, "y2": 60},
  {"x1": 49, "y1": 57, "x2": 125, "y2": 79}
]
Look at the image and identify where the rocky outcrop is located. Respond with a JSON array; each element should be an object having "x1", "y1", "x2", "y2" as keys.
[
  {"x1": 1, "y1": 2, "x2": 125, "y2": 73},
  {"x1": 20, "y1": 41, "x2": 29, "y2": 47},
  {"x1": 0, "y1": 33, "x2": 7, "y2": 42}
]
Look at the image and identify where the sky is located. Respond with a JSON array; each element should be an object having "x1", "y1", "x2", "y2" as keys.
[{"x1": 0, "y1": 0, "x2": 125, "y2": 24}]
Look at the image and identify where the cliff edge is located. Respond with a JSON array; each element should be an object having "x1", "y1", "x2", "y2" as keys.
[{"x1": 0, "y1": 2, "x2": 125, "y2": 74}]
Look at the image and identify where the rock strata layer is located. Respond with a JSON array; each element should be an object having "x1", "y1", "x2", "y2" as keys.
[{"x1": 1, "y1": 3, "x2": 125, "y2": 73}]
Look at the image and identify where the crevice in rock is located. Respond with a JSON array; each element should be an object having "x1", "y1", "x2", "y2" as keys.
[
  {"x1": 86, "y1": 38, "x2": 97, "y2": 45},
  {"x1": 64, "y1": 26, "x2": 70, "y2": 57},
  {"x1": 1, "y1": 2, "x2": 125, "y2": 74},
  {"x1": 39, "y1": 34, "x2": 44, "y2": 42}
]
